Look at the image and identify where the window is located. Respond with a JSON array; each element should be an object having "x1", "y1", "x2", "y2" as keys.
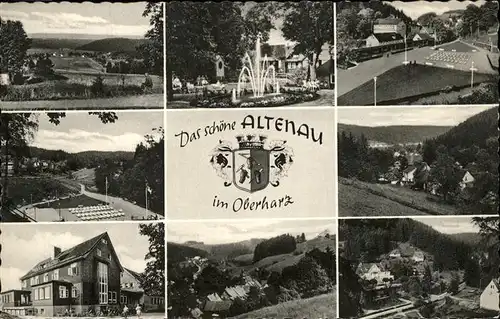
[
  {"x1": 43, "y1": 273, "x2": 49, "y2": 283},
  {"x1": 97, "y1": 262, "x2": 108, "y2": 304},
  {"x1": 108, "y1": 291, "x2": 117, "y2": 304},
  {"x1": 97, "y1": 249, "x2": 102, "y2": 257},
  {"x1": 101, "y1": 239, "x2": 107, "y2": 245},
  {"x1": 34, "y1": 276, "x2": 39, "y2": 285},
  {"x1": 44, "y1": 287, "x2": 51, "y2": 300},
  {"x1": 53, "y1": 269, "x2": 59, "y2": 280},
  {"x1": 120, "y1": 295, "x2": 128, "y2": 304},
  {"x1": 108, "y1": 254, "x2": 112, "y2": 261},
  {"x1": 59, "y1": 286, "x2": 68, "y2": 299},
  {"x1": 72, "y1": 286, "x2": 79, "y2": 298},
  {"x1": 22, "y1": 280, "x2": 27, "y2": 288},
  {"x1": 34, "y1": 289, "x2": 39, "y2": 301},
  {"x1": 68, "y1": 263, "x2": 78, "y2": 276},
  {"x1": 30, "y1": 278, "x2": 34, "y2": 285},
  {"x1": 39, "y1": 288, "x2": 45, "y2": 300}
]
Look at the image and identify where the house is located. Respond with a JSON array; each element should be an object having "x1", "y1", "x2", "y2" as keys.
[
  {"x1": 373, "y1": 18, "x2": 406, "y2": 37},
  {"x1": 202, "y1": 300, "x2": 232, "y2": 319},
  {"x1": 356, "y1": 263, "x2": 394, "y2": 284},
  {"x1": 406, "y1": 152, "x2": 423, "y2": 166},
  {"x1": 17, "y1": 232, "x2": 123, "y2": 316},
  {"x1": 365, "y1": 33, "x2": 405, "y2": 48},
  {"x1": 389, "y1": 249, "x2": 401, "y2": 258},
  {"x1": 120, "y1": 268, "x2": 164, "y2": 312},
  {"x1": 460, "y1": 171, "x2": 475, "y2": 190},
  {"x1": 412, "y1": 251, "x2": 425, "y2": 263},
  {"x1": 222, "y1": 286, "x2": 247, "y2": 301},
  {"x1": 413, "y1": 32, "x2": 434, "y2": 46},
  {"x1": 402, "y1": 166, "x2": 417, "y2": 184}
]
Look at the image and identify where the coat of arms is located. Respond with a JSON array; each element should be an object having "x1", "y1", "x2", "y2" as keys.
[{"x1": 209, "y1": 135, "x2": 294, "y2": 193}]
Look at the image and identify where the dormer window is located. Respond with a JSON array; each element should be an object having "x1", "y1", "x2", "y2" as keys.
[
  {"x1": 43, "y1": 273, "x2": 49, "y2": 283},
  {"x1": 97, "y1": 249, "x2": 102, "y2": 257},
  {"x1": 102, "y1": 239, "x2": 107, "y2": 245}
]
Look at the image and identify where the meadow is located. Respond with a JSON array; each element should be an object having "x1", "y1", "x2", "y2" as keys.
[
  {"x1": 229, "y1": 292, "x2": 336, "y2": 319},
  {"x1": 7, "y1": 176, "x2": 73, "y2": 206},
  {"x1": 338, "y1": 177, "x2": 459, "y2": 217}
]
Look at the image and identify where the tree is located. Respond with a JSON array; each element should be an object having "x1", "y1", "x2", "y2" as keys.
[
  {"x1": 339, "y1": 256, "x2": 362, "y2": 318},
  {"x1": 300, "y1": 232, "x2": 306, "y2": 242},
  {"x1": 416, "y1": 12, "x2": 438, "y2": 27},
  {"x1": 139, "y1": 223, "x2": 165, "y2": 296},
  {"x1": 139, "y1": 3, "x2": 164, "y2": 77},
  {"x1": 281, "y1": 2, "x2": 333, "y2": 80},
  {"x1": 34, "y1": 55, "x2": 55, "y2": 77},
  {"x1": 430, "y1": 148, "x2": 463, "y2": 202},
  {"x1": 464, "y1": 258, "x2": 481, "y2": 288},
  {"x1": 0, "y1": 18, "x2": 32, "y2": 79},
  {"x1": 448, "y1": 273, "x2": 460, "y2": 294}
]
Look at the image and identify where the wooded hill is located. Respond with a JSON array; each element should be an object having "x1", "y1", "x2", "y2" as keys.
[
  {"x1": 77, "y1": 38, "x2": 147, "y2": 53},
  {"x1": 337, "y1": 124, "x2": 451, "y2": 145}
]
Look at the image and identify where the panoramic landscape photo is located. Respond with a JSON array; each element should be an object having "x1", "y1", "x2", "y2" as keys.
[
  {"x1": 0, "y1": 2, "x2": 164, "y2": 109},
  {"x1": 339, "y1": 217, "x2": 499, "y2": 319},
  {"x1": 337, "y1": 106, "x2": 498, "y2": 217},
  {"x1": 167, "y1": 219, "x2": 336, "y2": 319},
  {"x1": 0, "y1": 222, "x2": 165, "y2": 318},
  {"x1": 337, "y1": 1, "x2": 498, "y2": 106},
  {"x1": 0, "y1": 111, "x2": 164, "y2": 222},
  {"x1": 167, "y1": 1, "x2": 334, "y2": 109}
]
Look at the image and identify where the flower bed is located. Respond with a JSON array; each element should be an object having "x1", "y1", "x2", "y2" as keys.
[{"x1": 189, "y1": 91, "x2": 319, "y2": 108}]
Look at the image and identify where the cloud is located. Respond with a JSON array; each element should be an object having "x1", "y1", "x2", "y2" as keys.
[
  {"x1": 415, "y1": 217, "x2": 478, "y2": 234},
  {"x1": 31, "y1": 11, "x2": 108, "y2": 25},
  {"x1": 1, "y1": 10, "x2": 30, "y2": 20},
  {"x1": 31, "y1": 129, "x2": 146, "y2": 153}
]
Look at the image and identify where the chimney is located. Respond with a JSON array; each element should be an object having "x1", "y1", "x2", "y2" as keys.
[{"x1": 54, "y1": 246, "x2": 62, "y2": 259}]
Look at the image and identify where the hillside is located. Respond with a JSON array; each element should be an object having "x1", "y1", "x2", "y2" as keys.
[
  {"x1": 338, "y1": 123, "x2": 451, "y2": 145},
  {"x1": 430, "y1": 107, "x2": 498, "y2": 150},
  {"x1": 167, "y1": 242, "x2": 209, "y2": 265},
  {"x1": 184, "y1": 239, "x2": 266, "y2": 260},
  {"x1": 30, "y1": 38, "x2": 94, "y2": 50},
  {"x1": 229, "y1": 292, "x2": 336, "y2": 319},
  {"x1": 77, "y1": 38, "x2": 146, "y2": 53},
  {"x1": 28, "y1": 147, "x2": 134, "y2": 165},
  {"x1": 447, "y1": 232, "x2": 483, "y2": 246}
]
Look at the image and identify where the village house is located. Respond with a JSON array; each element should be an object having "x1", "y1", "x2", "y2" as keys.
[
  {"x1": 373, "y1": 18, "x2": 407, "y2": 37},
  {"x1": 402, "y1": 166, "x2": 417, "y2": 184},
  {"x1": 356, "y1": 263, "x2": 394, "y2": 285},
  {"x1": 389, "y1": 249, "x2": 401, "y2": 258},
  {"x1": 412, "y1": 251, "x2": 425, "y2": 263},
  {"x1": 365, "y1": 33, "x2": 405, "y2": 48},
  {"x1": 459, "y1": 171, "x2": 475, "y2": 190},
  {"x1": 480, "y1": 278, "x2": 500, "y2": 311},
  {"x1": 412, "y1": 32, "x2": 434, "y2": 46}
]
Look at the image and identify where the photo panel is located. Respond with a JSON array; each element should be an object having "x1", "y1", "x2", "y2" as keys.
[
  {"x1": 337, "y1": 105, "x2": 498, "y2": 217},
  {"x1": 0, "y1": 110, "x2": 164, "y2": 222},
  {"x1": 338, "y1": 216, "x2": 499, "y2": 318},
  {"x1": 167, "y1": 108, "x2": 336, "y2": 220},
  {"x1": 0, "y1": 221, "x2": 166, "y2": 316},
  {"x1": 336, "y1": 1, "x2": 499, "y2": 106},
  {"x1": 167, "y1": 218, "x2": 336, "y2": 319},
  {"x1": 166, "y1": 1, "x2": 335, "y2": 109},
  {"x1": 0, "y1": 2, "x2": 164, "y2": 110}
]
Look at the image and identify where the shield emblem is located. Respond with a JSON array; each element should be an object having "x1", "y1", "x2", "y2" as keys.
[{"x1": 233, "y1": 149, "x2": 270, "y2": 193}]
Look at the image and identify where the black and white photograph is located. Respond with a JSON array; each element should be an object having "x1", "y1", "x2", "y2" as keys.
[
  {"x1": 338, "y1": 106, "x2": 498, "y2": 217},
  {"x1": 337, "y1": 1, "x2": 498, "y2": 106},
  {"x1": 167, "y1": 219, "x2": 336, "y2": 318},
  {"x1": 338, "y1": 217, "x2": 499, "y2": 319},
  {"x1": 166, "y1": 1, "x2": 334, "y2": 109},
  {"x1": 0, "y1": 222, "x2": 165, "y2": 318},
  {"x1": 0, "y1": 111, "x2": 164, "y2": 222},
  {"x1": 0, "y1": 2, "x2": 164, "y2": 110}
]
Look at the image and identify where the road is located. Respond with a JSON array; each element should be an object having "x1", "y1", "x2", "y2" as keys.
[
  {"x1": 80, "y1": 184, "x2": 163, "y2": 220},
  {"x1": 338, "y1": 40, "x2": 495, "y2": 97},
  {"x1": 0, "y1": 94, "x2": 164, "y2": 110}
]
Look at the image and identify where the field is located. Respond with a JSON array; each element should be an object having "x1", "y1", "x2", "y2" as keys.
[
  {"x1": 338, "y1": 64, "x2": 496, "y2": 106},
  {"x1": 7, "y1": 176, "x2": 73, "y2": 207},
  {"x1": 229, "y1": 292, "x2": 336, "y2": 319},
  {"x1": 338, "y1": 177, "x2": 459, "y2": 216},
  {"x1": 60, "y1": 71, "x2": 164, "y2": 88},
  {"x1": 34, "y1": 194, "x2": 105, "y2": 209},
  {"x1": 50, "y1": 56, "x2": 105, "y2": 73},
  {"x1": 72, "y1": 168, "x2": 96, "y2": 187}
]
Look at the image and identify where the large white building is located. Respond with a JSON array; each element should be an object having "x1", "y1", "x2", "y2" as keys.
[{"x1": 373, "y1": 18, "x2": 406, "y2": 37}]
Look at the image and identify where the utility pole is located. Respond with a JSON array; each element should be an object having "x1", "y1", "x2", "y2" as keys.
[
  {"x1": 470, "y1": 61, "x2": 477, "y2": 88},
  {"x1": 105, "y1": 176, "x2": 108, "y2": 204},
  {"x1": 373, "y1": 76, "x2": 377, "y2": 106}
]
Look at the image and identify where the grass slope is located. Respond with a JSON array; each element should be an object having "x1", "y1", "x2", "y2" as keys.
[
  {"x1": 229, "y1": 292, "x2": 336, "y2": 319},
  {"x1": 338, "y1": 64, "x2": 496, "y2": 106},
  {"x1": 339, "y1": 177, "x2": 458, "y2": 217},
  {"x1": 338, "y1": 124, "x2": 451, "y2": 144}
]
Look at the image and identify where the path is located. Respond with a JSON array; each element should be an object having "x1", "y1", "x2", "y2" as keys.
[
  {"x1": 80, "y1": 184, "x2": 163, "y2": 220},
  {"x1": 0, "y1": 94, "x2": 164, "y2": 110}
]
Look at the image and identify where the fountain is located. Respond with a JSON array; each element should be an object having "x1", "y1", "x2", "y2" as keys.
[{"x1": 236, "y1": 33, "x2": 279, "y2": 100}]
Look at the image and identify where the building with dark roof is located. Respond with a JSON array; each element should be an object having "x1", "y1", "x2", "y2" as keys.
[
  {"x1": 0, "y1": 232, "x2": 163, "y2": 317},
  {"x1": 365, "y1": 33, "x2": 405, "y2": 48}
]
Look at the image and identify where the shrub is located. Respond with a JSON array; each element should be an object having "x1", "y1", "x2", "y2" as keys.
[
  {"x1": 90, "y1": 75, "x2": 105, "y2": 97},
  {"x1": 458, "y1": 83, "x2": 498, "y2": 104}
]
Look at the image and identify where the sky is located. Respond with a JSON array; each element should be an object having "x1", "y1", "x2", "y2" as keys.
[
  {"x1": 1, "y1": 222, "x2": 161, "y2": 291},
  {"x1": 388, "y1": 1, "x2": 486, "y2": 20},
  {"x1": 0, "y1": 2, "x2": 150, "y2": 37},
  {"x1": 28, "y1": 111, "x2": 163, "y2": 153},
  {"x1": 415, "y1": 217, "x2": 479, "y2": 234},
  {"x1": 338, "y1": 106, "x2": 493, "y2": 127},
  {"x1": 168, "y1": 219, "x2": 336, "y2": 245}
]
